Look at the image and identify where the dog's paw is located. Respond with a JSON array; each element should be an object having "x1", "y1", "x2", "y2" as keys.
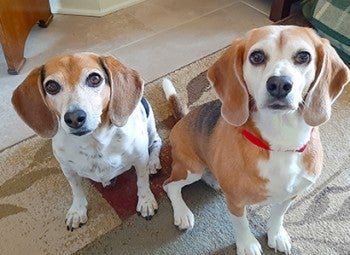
[
  {"x1": 65, "y1": 204, "x2": 88, "y2": 231},
  {"x1": 268, "y1": 227, "x2": 291, "y2": 255},
  {"x1": 137, "y1": 193, "x2": 158, "y2": 220},
  {"x1": 236, "y1": 235, "x2": 262, "y2": 255},
  {"x1": 174, "y1": 207, "x2": 195, "y2": 230},
  {"x1": 147, "y1": 155, "x2": 161, "y2": 175}
]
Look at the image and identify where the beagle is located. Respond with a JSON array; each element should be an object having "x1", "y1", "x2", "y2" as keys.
[
  {"x1": 12, "y1": 53, "x2": 162, "y2": 230},
  {"x1": 162, "y1": 25, "x2": 349, "y2": 255}
]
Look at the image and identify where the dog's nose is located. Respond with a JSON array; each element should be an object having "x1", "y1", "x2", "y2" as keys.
[
  {"x1": 266, "y1": 76, "x2": 293, "y2": 99},
  {"x1": 64, "y1": 109, "x2": 87, "y2": 129}
]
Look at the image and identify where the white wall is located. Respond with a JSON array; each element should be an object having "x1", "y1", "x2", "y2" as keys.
[{"x1": 49, "y1": 0, "x2": 144, "y2": 16}]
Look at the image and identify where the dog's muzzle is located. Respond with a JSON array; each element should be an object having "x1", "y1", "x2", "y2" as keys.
[
  {"x1": 266, "y1": 76, "x2": 293, "y2": 110},
  {"x1": 64, "y1": 109, "x2": 91, "y2": 136}
]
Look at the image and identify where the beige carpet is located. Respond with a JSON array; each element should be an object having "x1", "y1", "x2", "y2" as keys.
[{"x1": 0, "y1": 138, "x2": 122, "y2": 254}]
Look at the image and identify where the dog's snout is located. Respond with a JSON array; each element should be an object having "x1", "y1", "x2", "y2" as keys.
[
  {"x1": 266, "y1": 76, "x2": 293, "y2": 99},
  {"x1": 64, "y1": 109, "x2": 87, "y2": 129}
]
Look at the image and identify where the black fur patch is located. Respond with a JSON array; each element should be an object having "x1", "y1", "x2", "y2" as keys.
[
  {"x1": 195, "y1": 99, "x2": 221, "y2": 136},
  {"x1": 141, "y1": 97, "x2": 150, "y2": 118},
  {"x1": 40, "y1": 65, "x2": 46, "y2": 84}
]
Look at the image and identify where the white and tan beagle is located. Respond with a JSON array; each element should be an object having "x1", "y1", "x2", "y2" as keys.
[
  {"x1": 162, "y1": 25, "x2": 349, "y2": 255},
  {"x1": 12, "y1": 53, "x2": 162, "y2": 230}
]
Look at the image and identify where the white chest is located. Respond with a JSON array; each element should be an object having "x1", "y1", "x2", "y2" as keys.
[
  {"x1": 258, "y1": 152, "x2": 317, "y2": 204},
  {"x1": 53, "y1": 134, "x2": 134, "y2": 184}
]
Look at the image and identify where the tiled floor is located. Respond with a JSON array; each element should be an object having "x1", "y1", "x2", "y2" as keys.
[{"x1": 0, "y1": 0, "x2": 272, "y2": 151}]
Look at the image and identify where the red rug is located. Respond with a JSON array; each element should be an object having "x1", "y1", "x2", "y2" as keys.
[{"x1": 91, "y1": 143, "x2": 172, "y2": 220}]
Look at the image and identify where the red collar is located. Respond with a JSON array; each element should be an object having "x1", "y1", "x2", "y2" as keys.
[{"x1": 241, "y1": 129, "x2": 310, "y2": 153}]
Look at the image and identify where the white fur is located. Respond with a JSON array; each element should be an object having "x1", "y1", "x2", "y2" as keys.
[
  {"x1": 230, "y1": 209, "x2": 262, "y2": 255},
  {"x1": 163, "y1": 171, "x2": 202, "y2": 230},
  {"x1": 267, "y1": 199, "x2": 293, "y2": 255},
  {"x1": 252, "y1": 111, "x2": 317, "y2": 205},
  {"x1": 162, "y1": 78, "x2": 177, "y2": 100}
]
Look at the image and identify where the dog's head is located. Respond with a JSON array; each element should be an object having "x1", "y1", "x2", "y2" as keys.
[
  {"x1": 12, "y1": 53, "x2": 143, "y2": 138},
  {"x1": 207, "y1": 25, "x2": 350, "y2": 127}
]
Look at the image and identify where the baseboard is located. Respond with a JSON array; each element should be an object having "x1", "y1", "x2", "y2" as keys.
[{"x1": 51, "y1": 0, "x2": 144, "y2": 17}]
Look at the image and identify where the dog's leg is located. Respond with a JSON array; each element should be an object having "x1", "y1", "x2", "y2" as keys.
[
  {"x1": 64, "y1": 171, "x2": 88, "y2": 231},
  {"x1": 163, "y1": 170, "x2": 202, "y2": 230},
  {"x1": 267, "y1": 198, "x2": 293, "y2": 255},
  {"x1": 135, "y1": 158, "x2": 158, "y2": 220},
  {"x1": 146, "y1": 108, "x2": 162, "y2": 174},
  {"x1": 229, "y1": 207, "x2": 262, "y2": 255}
]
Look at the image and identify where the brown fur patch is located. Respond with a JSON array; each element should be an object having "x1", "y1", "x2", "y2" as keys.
[
  {"x1": 11, "y1": 67, "x2": 58, "y2": 138},
  {"x1": 207, "y1": 39, "x2": 249, "y2": 126},
  {"x1": 168, "y1": 94, "x2": 188, "y2": 121},
  {"x1": 164, "y1": 103, "x2": 269, "y2": 216},
  {"x1": 207, "y1": 118, "x2": 269, "y2": 216},
  {"x1": 43, "y1": 53, "x2": 102, "y2": 88},
  {"x1": 302, "y1": 128, "x2": 323, "y2": 177},
  {"x1": 97, "y1": 85, "x2": 112, "y2": 130},
  {"x1": 101, "y1": 56, "x2": 143, "y2": 127}
]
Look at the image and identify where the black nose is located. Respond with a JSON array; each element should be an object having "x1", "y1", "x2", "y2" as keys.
[
  {"x1": 64, "y1": 109, "x2": 87, "y2": 129},
  {"x1": 266, "y1": 76, "x2": 293, "y2": 99}
]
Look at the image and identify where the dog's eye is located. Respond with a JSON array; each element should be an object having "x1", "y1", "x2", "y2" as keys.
[
  {"x1": 44, "y1": 80, "x2": 61, "y2": 95},
  {"x1": 295, "y1": 51, "x2": 311, "y2": 64},
  {"x1": 249, "y1": 51, "x2": 266, "y2": 65},
  {"x1": 87, "y1": 73, "x2": 102, "y2": 87}
]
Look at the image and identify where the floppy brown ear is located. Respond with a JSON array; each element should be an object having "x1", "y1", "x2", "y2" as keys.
[
  {"x1": 11, "y1": 67, "x2": 58, "y2": 138},
  {"x1": 303, "y1": 38, "x2": 350, "y2": 126},
  {"x1": 101, "y1": 56, "x2": 143, "y2": 127},
  {"x1": 207, "y1": 39, "x2": 249, "y2": 126}
]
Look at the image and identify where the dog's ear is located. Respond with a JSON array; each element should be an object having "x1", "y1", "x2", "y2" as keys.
[
  {"x1": 11, "y1": 67, "x2": 58, "y2": 138},
  {"x1": 101, "y1": 56, "x2": 143, "y2": 127},
  {"x1": 207, "y1": 38, "x2": 249, "y2": 126},
  {"x1": 303, "y1": 38, "x2": 350, "y2": 126}
]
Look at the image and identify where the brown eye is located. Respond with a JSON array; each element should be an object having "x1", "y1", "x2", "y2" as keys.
[
  {"x1": 44, "y1": 80, "x2": 61, "y2": 95},
  {"x1": 87, "y1": 72, "x2": 102, "y2": 87},
  {"x1": 295, "y1": 51, "x2": 311, "y2": 64},
  {"x1": 249, "y1": 50, "x2": 266, "y2": 65}
]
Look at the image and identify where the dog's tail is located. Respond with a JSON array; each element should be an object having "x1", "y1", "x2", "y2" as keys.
[{"x1": 162, "y1": 78, "x2": 188, "y2": 121}]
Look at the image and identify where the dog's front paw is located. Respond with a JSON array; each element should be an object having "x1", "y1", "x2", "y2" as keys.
[
  {"x1": 137, "y1": 193, "x2": 158, "y2": 220},
  {"x1": 66, "y1": 204, "x2": 88, "y2": 231},
  {"x1": 268, "y1": 227, "x2": 291, "y2": 255},
  {"x1": 236, "y1": 235, "x2": 262, "y2": 255},
  {"x1": 173, "y1": 206, "x2": 195, "y2": 230},
  {"x1": 147, "y1": 155, "x2": 161, "y2": 175}
]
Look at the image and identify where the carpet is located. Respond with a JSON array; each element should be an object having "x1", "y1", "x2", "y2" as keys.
[{"x1": 0, "y1": 137, "x2": 122, "y2": 254}]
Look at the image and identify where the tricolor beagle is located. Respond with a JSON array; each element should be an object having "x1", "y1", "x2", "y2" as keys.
[
  {"x1": 162, "y1": 25, "x2": 349, "y2": 255},
  {"x1": 12, "y1": 53, "x2": 162, "y2": 230}
]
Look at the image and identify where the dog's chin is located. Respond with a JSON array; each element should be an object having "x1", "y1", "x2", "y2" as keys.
[
  {"x1": 268, "y1": 104, "x2": 291, "y2": 110},
  {"x1": 263, "y1": 100, "x2": 297, "y2": 113}
]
